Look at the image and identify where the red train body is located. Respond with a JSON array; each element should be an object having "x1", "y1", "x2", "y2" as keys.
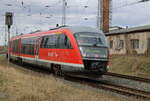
[{"x1": 9, "y1": 26, "x2": 109, "y2": 78}]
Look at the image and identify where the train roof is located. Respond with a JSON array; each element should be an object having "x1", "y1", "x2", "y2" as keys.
[
  {"x1": 11, "y1": 26, "x2": 104, "y2": 40},
  {"x1": 63, "y1": 26, "x2": 103, "y2": 34}
]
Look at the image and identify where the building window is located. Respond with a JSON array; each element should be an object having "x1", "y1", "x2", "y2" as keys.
[
  {"x1": 119, "y1": 40, "x2": 124, "y2": 49},
  {"x1": 110, "y1": 40, "x2": 113, "y2": 48},
  {"x1": 131, "y1": 39, "x2": 139, "y2": 49},
  {"x1": 148, "y1": 38, "x2": 150, "y2": 48}
]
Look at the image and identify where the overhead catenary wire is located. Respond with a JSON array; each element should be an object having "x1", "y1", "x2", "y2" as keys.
[
  {"x1": 1, "y1": 0, "x2": 150, "y2": 36},
  {"x1": 113, "y1": 0, "x2": 150, "y2": 10}
]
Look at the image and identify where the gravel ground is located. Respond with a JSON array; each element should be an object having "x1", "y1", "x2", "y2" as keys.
[
  {"x1": 100, "y1": 75, "x2": 150, "y2": 92},
  {"x1": 0, "y1": 92, "x2": 7, "y2": 98},
  {"x1": 61, "y1": 77, "x2": 145, "y2": 101}
]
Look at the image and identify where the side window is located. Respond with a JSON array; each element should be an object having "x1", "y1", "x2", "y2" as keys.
[
  {"x1": 46, "y1": 35, "x2": 58, "y2": 48},
  {"x1": 21, "y1": 38, "x2": 35, "y2": 55},
  {"x1": 12, "y1": 39, "x2": 19, "y2": 53},
  {"x1": 12, "y1": 41, "x2": 14, "y2": 52},
  {"x1": 66, "y1": 37, "x2": 72, "y2": 48},
  {"x1": 58, "y1": 34, "x2": 67, "y2": 48},
  {"x1": 41, "y1": 36, "x2": 48, "y2": 48},
  {"x1": 16, "y1": 40, "x2": 19, "y2": 53},
  {"x1": 58, "y1": 34, "x2": 72, "y2": 49},
  {"x1": 41, "y1": 35, "x2": 58, "y2": 48},
  {"x1": 40, "y1": 34, "x2": 72, "y2": 49}
]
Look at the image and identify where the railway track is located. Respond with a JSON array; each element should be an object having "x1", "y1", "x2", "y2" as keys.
[
  {"x1": 66, "y1": 76, "x2": 150, "y2": 100},
  {"x1": 105, "y1": 72, "x2": 150, "y2": 83},
  {"x1": 8, "y1": 61, "x2": 150, "y2": 100}
]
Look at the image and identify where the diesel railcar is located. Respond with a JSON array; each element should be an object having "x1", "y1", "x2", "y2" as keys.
[{"x1": 9, "y1": 26, "x2": 109, "y2": 78}]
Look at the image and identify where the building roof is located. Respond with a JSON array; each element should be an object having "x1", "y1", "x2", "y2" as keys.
[
  {"x1": 109, "y1": 26, "x2": 124, "y2": 31},
  {"x1": 106, "y1": 25, "x2": 150, "y2": 36}
]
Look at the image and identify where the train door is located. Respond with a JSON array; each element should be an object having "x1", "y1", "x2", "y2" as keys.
[
  {"x1": 35, "y1": 38, "x2": 40, "y2": 62},
  {"x1": 57, "y1": 34, "x2": 73, "y2": 63},
  {"x1": 19, "y1": 38, "x2": 21, "y2": 56}
]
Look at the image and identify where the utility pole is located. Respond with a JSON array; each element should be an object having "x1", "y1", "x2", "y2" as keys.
[
  {"x1": 5, "y1": 25, "x2": 7, "y2": 47},
  {"x1": 100, "y1": 0, "x2": 110, "y2": 33},
  {"x1": 97, "y1": 0, "x2": 100, "y2": 29},
  {"x1": 62, "y1": 0, "x2": 67, "y2": 26},
  {"x1": 16, "y1": 26, "x2": 18, "y2": 36}
]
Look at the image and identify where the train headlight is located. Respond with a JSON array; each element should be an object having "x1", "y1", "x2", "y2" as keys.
[
  {"x1": 82, "y1": 53, "x2": 87, "y2": 57},
  {"x1": 79, "y1": 47, "x2": 84, "y2": 56},
  {"x1": 79, "y1": 47, "x2": 90, "y2": 57}
]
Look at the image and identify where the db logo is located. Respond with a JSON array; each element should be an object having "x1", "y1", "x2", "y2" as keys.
[{"x1": 48, "y1": 52, "x2": 58, "y2": 57}]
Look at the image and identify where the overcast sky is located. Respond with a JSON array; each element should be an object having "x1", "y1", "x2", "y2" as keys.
[{"x1": 0, "y1": 0, "x2": 150, "y2": 45}]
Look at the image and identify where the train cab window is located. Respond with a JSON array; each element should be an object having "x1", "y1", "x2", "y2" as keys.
[{"x1": 74, "y1": 32, "x2": 107, "y2": 47}]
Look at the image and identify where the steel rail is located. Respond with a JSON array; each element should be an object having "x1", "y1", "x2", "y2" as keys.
[
  {"x1": 65, "y1": 75, "x2": 150, "y2": 100},
  {"x1": 105, "y1": 72, "x2": 150, "y2": 83}
]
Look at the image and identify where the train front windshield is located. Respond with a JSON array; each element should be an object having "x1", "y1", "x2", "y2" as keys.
[{"x1": 74, "y1": 32, "x2": 108, "y2": 59}]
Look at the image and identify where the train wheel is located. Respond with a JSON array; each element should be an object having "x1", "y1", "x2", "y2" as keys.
[
  {"x1": 17, "y1": 58, "x2": 23, "y2": 65},
  {"x1": 52, "y1": 64, "x2": 63, "y2": 76}
]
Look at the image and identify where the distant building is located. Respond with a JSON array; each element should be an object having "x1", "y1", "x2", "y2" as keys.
[
  {"x1": 109, "y1": 26, "x2": 124, "y2": 31},
  {"x1": 0, "y1": 46, "x2": 4, "y2": 51},
  {"x1": 106, "y1": 25, "x2": 150, "y2": 55}
]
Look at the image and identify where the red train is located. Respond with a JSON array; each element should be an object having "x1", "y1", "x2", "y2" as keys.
[{"x1": 9, "y1": 26, "x2": 109, "y2": 78}]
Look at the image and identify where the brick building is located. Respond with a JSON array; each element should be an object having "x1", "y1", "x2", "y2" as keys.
[{"x1": 106, "y1": 25, "x2": 150, "y2": 55}]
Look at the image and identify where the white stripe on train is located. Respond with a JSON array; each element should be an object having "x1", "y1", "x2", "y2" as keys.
[{"x1": 11, "y1": 54, "x2": 84, "y2": 68}]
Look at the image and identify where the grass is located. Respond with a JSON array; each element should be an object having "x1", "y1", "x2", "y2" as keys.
[
  {"x1": 0, "y1": 56, "x2": 127, "y2": 101},
  {"x1": 109, "y1": 55, "x2": 150, "y2": 79},
  {"x1": 0, "y1": 75, "x2": 5, "y2": 86}
]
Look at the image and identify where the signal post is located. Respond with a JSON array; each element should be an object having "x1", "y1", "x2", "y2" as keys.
[{"x1": 5, "y1": 12, "x2": 13, "y2": 64}]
